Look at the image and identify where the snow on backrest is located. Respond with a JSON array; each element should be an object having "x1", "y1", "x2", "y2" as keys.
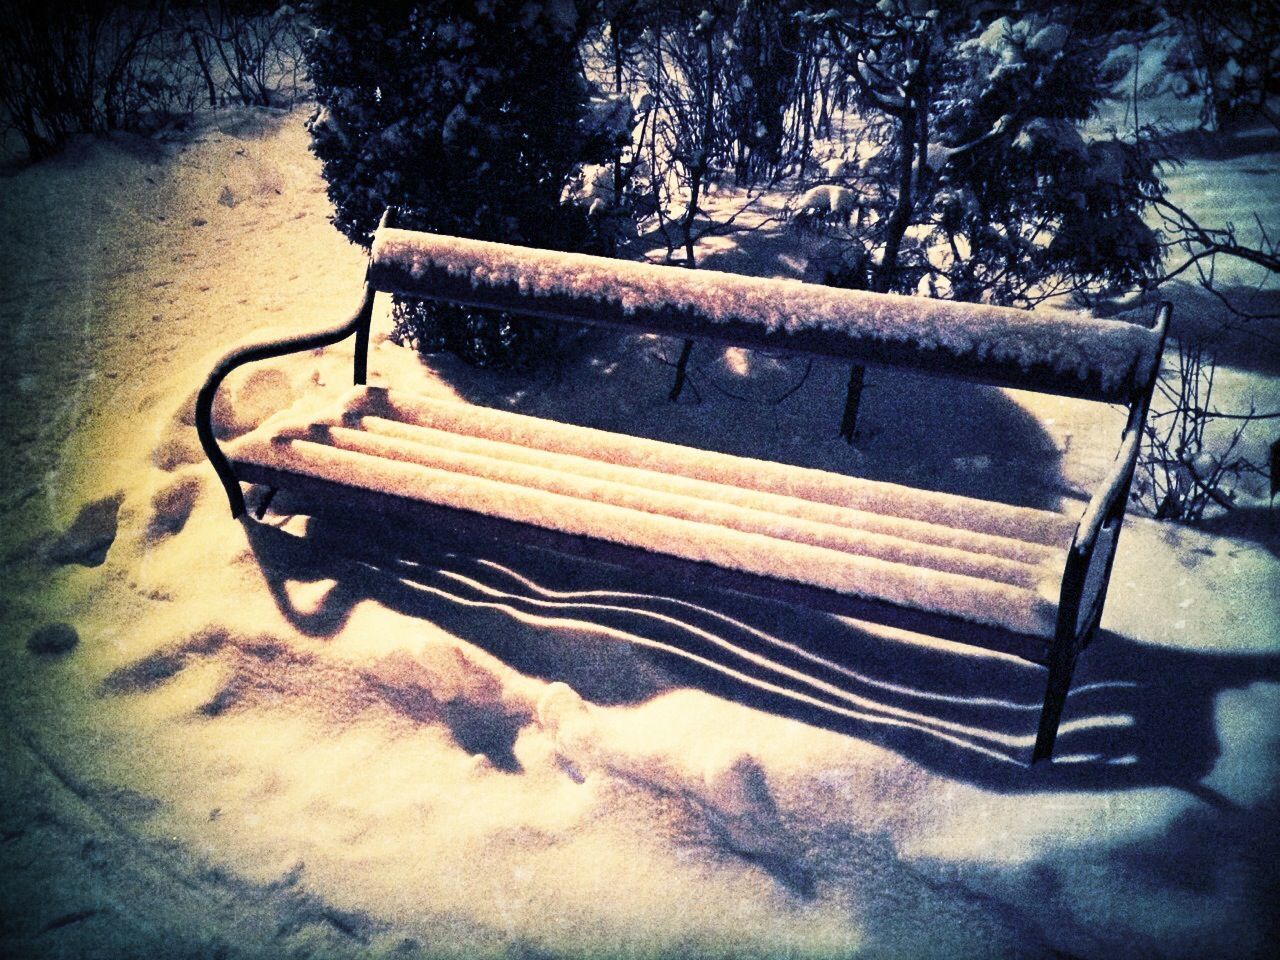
[{"x1": 368, "y1": 227, "x2": 1161, "y2": 402}]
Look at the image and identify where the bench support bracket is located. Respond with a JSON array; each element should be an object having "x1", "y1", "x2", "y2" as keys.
[{"x1": 839, "y1": 364, "x2": 867, "y2": 443}]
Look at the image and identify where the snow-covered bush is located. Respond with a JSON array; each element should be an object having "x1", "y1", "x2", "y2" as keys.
[
  {"x1": 802, "y1": 4, "x2": 1166, "y2": 304},
  {"x1": 305, "y1": 0, "x2": 614, "y2": 367},
  {"x1": 1161, "y1": 1, "x2": 1280, "y2": 131},
  {"x1": 930, "y1": 10, "x2": 1165, "y2": 304},
  {"x1": 793, "y1": 2, "x2": 1169, "y2": 439}
]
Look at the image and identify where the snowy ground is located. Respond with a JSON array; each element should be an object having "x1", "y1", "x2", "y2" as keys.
[{"x1": 1, "y1": 107, "x2": 1278, "y2": 959}]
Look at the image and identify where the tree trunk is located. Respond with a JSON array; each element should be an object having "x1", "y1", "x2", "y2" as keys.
[
  {"x1": 679, "y1": 29, "x2": 716, "y2": 267},
  {"x1": 876, "y1": 107, "x2": 916, "y2": 293},
  {"x1": 837, "y1": 363, "x2": 865, "y2": 443},
  {"x1": 612, "y1": 22, "x2": 624, "y2": 204},
  {"x1": 671, "y1": 30, "x2": 717, "y2": 401},
  {"x1": 669, "y1": 338, "x2": 695, "y2": 402},
  {"x1": 189, "y1": 30, "x2": 218, "y2": 107}
]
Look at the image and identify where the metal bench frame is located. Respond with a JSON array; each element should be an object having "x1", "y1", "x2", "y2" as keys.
[{"x1": 197, "y1": 210, "x2": 1169, "y2": 764}]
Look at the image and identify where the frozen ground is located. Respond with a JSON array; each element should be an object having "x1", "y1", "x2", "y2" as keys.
[{"x1": 0, "y1": 107, "x2": 1277, "y2": 958}]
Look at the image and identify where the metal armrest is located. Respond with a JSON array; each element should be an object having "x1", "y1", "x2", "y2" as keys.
[
  {"x1": 1073, "y1": 427, "x2": 1142, "y2": 556},
  {"x1": 1059, "y1": 504, "x2": 1124, "y2": 647},
  {"x1": 1055, "y1": 300, "x2": 1171, "y2": 644},
  {"x1": 197, "y1": 281, "x2": 376, "y2": 518}
]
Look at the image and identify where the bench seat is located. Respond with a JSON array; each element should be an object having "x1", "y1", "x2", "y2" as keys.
[{"x1": 229, "y1": 386, "x2": 1077, "y2": 641}]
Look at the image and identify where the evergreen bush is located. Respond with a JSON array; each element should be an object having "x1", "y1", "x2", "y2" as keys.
[{"x1": 305, "y1": 0, "x2": 611, "y2": 368}]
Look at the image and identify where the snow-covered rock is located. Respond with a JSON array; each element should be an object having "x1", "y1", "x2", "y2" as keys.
[
  {"x1": 794, "y1": 184, "x2": 858, "y2": 223},
  {"x1": 27, "y1": 622, "x2": 79, "y2": 656},
  {"x1": 46, "y1": 492, "x2": 124, "y2": 567}
]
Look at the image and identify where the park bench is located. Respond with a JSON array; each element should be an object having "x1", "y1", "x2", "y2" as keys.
[{"x1": 196, "y1": 209, "x2": 1169, "y2": 764}]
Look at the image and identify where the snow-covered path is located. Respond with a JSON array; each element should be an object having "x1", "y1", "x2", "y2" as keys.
[{"x1": 1, "y1": 109, "x2": 1276, "y2": 959}]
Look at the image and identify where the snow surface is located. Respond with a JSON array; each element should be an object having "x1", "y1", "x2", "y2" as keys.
[
  {"x1": 1, "y1": 100, "x2": 1276, "y2": 960},
  {"x1": 795, "y1": 184, "x2": 859, "y2": 221},
  {"x1": 370, "y1": 227, "x2": 1162, "y2": 393}
]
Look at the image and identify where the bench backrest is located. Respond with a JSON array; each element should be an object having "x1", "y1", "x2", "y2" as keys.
[{"x1": 368, "y1": 225, "x2": 1164, "y2": 405}]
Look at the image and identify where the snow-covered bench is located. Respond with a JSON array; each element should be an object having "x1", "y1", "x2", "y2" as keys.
[{"x1": 196, "y1": 210, "x2": 1169, "y2": 764}]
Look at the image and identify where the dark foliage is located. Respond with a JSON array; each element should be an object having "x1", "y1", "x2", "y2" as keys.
[
  {"x1": 0, "y1": 0, "x2": 172, "y2": 160},
  {"x1": 305, "y1": 0, "x2": 615, "y2": 367}
]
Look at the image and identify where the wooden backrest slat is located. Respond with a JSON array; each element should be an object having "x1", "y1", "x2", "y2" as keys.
[{"x1": 369, "y1": 227, "x2": 1161, "y2": 404}]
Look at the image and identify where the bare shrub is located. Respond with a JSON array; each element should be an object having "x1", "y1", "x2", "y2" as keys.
[
  {"x1": 0, "y1": 1, "x2": 169, "y2": 159},
  {"x1": 187, "y1": 1, "x2": 308, "y2": 109},
  {"x1": 0, "y1": 1, "x2": 309, "y2": 162},
  {"x1": 1135, "y1": 340, "x2": 1259, "y2": 521}
]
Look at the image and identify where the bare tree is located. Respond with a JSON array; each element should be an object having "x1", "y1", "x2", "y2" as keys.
[
  {"x1": 1135, "y1": 339, "x2": 1275, "y2": 521},
  {"x1": 189, "y1": 1, "x2": 307, "y2": 108},
  {"x1": 0, "y1": 1, "x2": 169, "y2": 159}
]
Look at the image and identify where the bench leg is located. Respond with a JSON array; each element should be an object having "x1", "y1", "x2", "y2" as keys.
[
  {"x1": 253, "y1": 486, "x2": 278, "y2": 521},
  {"x1": 1032, "y1": 638, "x2": 1078, "y2": 764},
  {"x1": 669, "y1": 338, "x2": 695, "y2": 402},
  {"x1": 839, "y1": 364, "x2": 866, "y2": 443}
]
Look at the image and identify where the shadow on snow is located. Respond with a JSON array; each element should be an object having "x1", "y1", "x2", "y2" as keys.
[{"x1": 242, "y1": 506, "x2": 1279, "y2": 805}]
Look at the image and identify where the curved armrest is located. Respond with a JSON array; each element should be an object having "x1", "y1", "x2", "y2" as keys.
[
  {"x1": 1055, "y1": 300, "x2": 1170, "y2": 644},
  {"x1": 197, "y1": 281, "x2": 376, "y2": 517},
  {"x1": 1072, "y1": 301, "x2": 1170, "y2": 553},
  {"x1": 1073, "y1": 427, "x2": 1142, "y2": 556},
  {"x1": 1057, "y1": 439, "x2": 1133, "y2": 643}
]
